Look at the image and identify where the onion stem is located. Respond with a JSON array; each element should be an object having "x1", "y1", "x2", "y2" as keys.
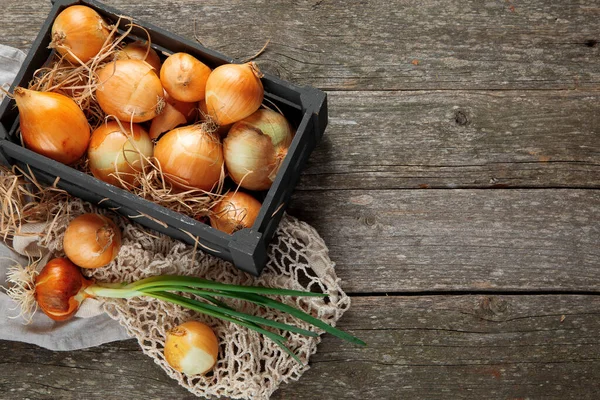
[
  {"x1": 84, "y1": 285, "x2": 142, "y2": 298},
  {"x1": 138, "y1": 285, "x2": 318, "y2": 338},
  {"x1": 140, "y1": 285, "x2": 365, "y2": 347},
  {"x1": 125, "y1": 274, "x2": 327, "y2": 297}
]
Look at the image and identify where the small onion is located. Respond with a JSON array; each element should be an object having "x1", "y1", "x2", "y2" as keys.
[
  {"x1": 14, "y1": 87, "x2": 90, "y2": 165},
  {"x1": 164, "y1": 321, "x2": 219, "y2": 375},
  {"x1": 209, "y1": 191, "x2": 261, "y2": 234},
  {"x1": 115, "y1": 41, "x2": 162, "y2": 71},
  {"x1": 34, "y1": 258, "x2": 92, "y2": 321},
  {"x1": 223, "y1": 109, "x2": 293, "y2": 191},
  {"x1": 63, "y1": 213, "x2": 122, "y2": 269},
  {"x1": 160, "y1": 53, "x2": 211, "y2": 102},
  {"x1": 204, "y1": 62, "x2": 264, "y2": 126},
  {"x1": 154, "y1": 125, "x2": 223, "y2": 191},
  {"x1": 149, "y1": 91, "x2": 198, "y2": 140},
  {"x1": 96, "y1": 59, "x2": 165, "y2": 123},
  {"x1": 50, "y1": 5, "x2": 110, "y2": 63},
  {"x1": 88, "y1": 121, "x2": 154, "y2": 186}
]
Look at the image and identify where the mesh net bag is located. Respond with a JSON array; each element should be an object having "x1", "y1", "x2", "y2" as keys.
[{"x1": 36, "y1": 198, "x2": 350, "y2": 399}]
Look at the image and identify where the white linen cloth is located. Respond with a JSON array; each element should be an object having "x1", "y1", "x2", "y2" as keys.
[{"x1": 0, "y1": 44, "x2": 129, "y2": 350}]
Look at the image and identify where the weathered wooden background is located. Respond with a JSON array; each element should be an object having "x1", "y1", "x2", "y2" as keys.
[{"x1": 1, "y1": 0, "x2": 599, "y2": 398}]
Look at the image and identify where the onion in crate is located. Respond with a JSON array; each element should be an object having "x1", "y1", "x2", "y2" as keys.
[
  {"x1": 209, "y1": 191, "x2": 261, "y2": 234},
  {"x1": 204, "y1": 62, "x2": 264, "y2": 126},
  {"x1": 223, "y1": 109, "x2": 293, "y2": 191},
  {"x1": 13, "y1": 87, "x2": 90, "y2": 165},
  {"x1": 96, "y1": 59, "x2": 165, "y2": 123},
  {"x1": 160, "y1": 53, "x2": 211, "y2": 102},
  {"x1": 88, "y1": 121, "x2": 153, "y2": 186},
  {"x1": 154, "y1": 124, "x2": 223, "y2": 191},
  {"x1": 50, "y1": 5, "x2": 110, "y2": 63}
]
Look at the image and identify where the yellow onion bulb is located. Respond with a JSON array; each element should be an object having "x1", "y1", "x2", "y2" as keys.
[
  {"x1": 88, "y1": 121, "x2": 154, "y2": 186},
  {"x1": 14, "y1": 87, "x2": 90, "y2": 165},
  {"x1": 223, "y1": 109, "x2": 293, "y2": 191},
  {"x1": 34, "y1": 258, "x2": 92, "y2": 321},
  {"x1": 149, "y1": 91, "x2": 198, "y2": 140},
  {"x1": 96, "y1": 59, "x2": 165, "y2": 123},
  {"x1": 160, "y1": 53, "x2": 211, "y2": 102},
  {"x1": 51, "y1": 5, "x2": 110, "y2": 64},
  {"x1": 154, "y1": 125, "x2": 223, "y2": 191},
  {"x1": 209, "y1": 191, "x2": 261, "y2": 234},
  {"x1": 63, "y1": 213, "x2": 122, "y2": 269},
  {"x1": 164, "y1": 321, "x2": 219, "y2": 375},
  {"x1": 115, "y1": 41, "x2": 162, "y2": 71},
  {"x1": 204, "y1": 62, "x2": 264, "y2": 126}
]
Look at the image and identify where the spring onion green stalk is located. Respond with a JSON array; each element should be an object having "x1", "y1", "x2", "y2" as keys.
[{"x1": 9, "y1": 259, "x2": 365, "y2": 364}]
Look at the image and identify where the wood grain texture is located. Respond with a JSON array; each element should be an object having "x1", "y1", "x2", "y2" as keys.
[
  {"x1": 298, "y1": 90, "x2": 600, "y2": 190},
  {"x1": 1, "y1": 1, "x2": 599, "y2": 399},
  {"x1": 1, "y1": 0, "x2": 599, "y2": 90},
  {"x1": 1, "y1": 295, "x2": 599, "y2": 400},
  {"x1": 288, "y1": 189, "x2": 600, "y2": 293}
]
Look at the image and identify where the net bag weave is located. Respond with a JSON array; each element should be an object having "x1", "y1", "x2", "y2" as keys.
[{"x1": 39, "y1": 198, "x2": 350, "y2": 399}]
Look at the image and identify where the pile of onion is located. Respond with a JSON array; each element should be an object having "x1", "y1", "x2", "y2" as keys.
[{"x1": 14, "y1": 4, "x2": 304, "y2": 237}]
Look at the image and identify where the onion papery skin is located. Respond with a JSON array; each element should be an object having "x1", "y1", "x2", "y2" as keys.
[
  {"x1": 199, "y1": 99, "x2": 231, "y2": 137},
  {"x1": 164, "y1": 321, "x2": 219, "y2": 375},
  {"x1": 50, "y1": 5, "x2": 110, "y2": 64},
  {"x1": 34, "y1": 258, "x2": 92, "y2": 321},
  {"x1": 88, "y1": 121, "x2": 154, "y2": 186},
  {"x1": 115, "y1": 41, "x2": 162, "y2": 71},
  {"x1": 223, "y1": 109, "x2": 293, "y2": 191},
  {"x1": 14, "y1": 87, "x2": 90, "y2": 165},
  {"x1": 204, "y1": 62, "x2": 264, "y2": 126},
  {"x1": 63, "y1": 213, "x2": 122, "y2": 269},
  {"x1": 160, "y1": 53, "x2": 211, "y2": 102},
  {"x1": 96, "y1": 59, "x2": 165, "y2": 123},
  {"x1": 154, "y1": 125, "x2": 224, "y2": 191},
  {"x1": 209, "y1": 191, "x2": 261, "y2": 234},
  {"x1": 149, "y1": 91, "x2": 197, "y2": 140}
]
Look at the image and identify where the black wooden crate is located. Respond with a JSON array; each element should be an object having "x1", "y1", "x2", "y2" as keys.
[{"x1": 0, "y1": 0, "x2": 327, "y2": 276}]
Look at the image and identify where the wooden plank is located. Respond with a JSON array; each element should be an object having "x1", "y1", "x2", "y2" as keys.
[
  {"x1": 1, "y1": 0, "x2": 599, "y2": 90},
  {"x1": 287, "y1": 189, "x2": 600, "y2": 293},
  {"x1": 298, "y1": 90, "x2": 600, "y2": 190},
  {"x1": 1, "y1": 295, "x2": 599, "y2": 399}
]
